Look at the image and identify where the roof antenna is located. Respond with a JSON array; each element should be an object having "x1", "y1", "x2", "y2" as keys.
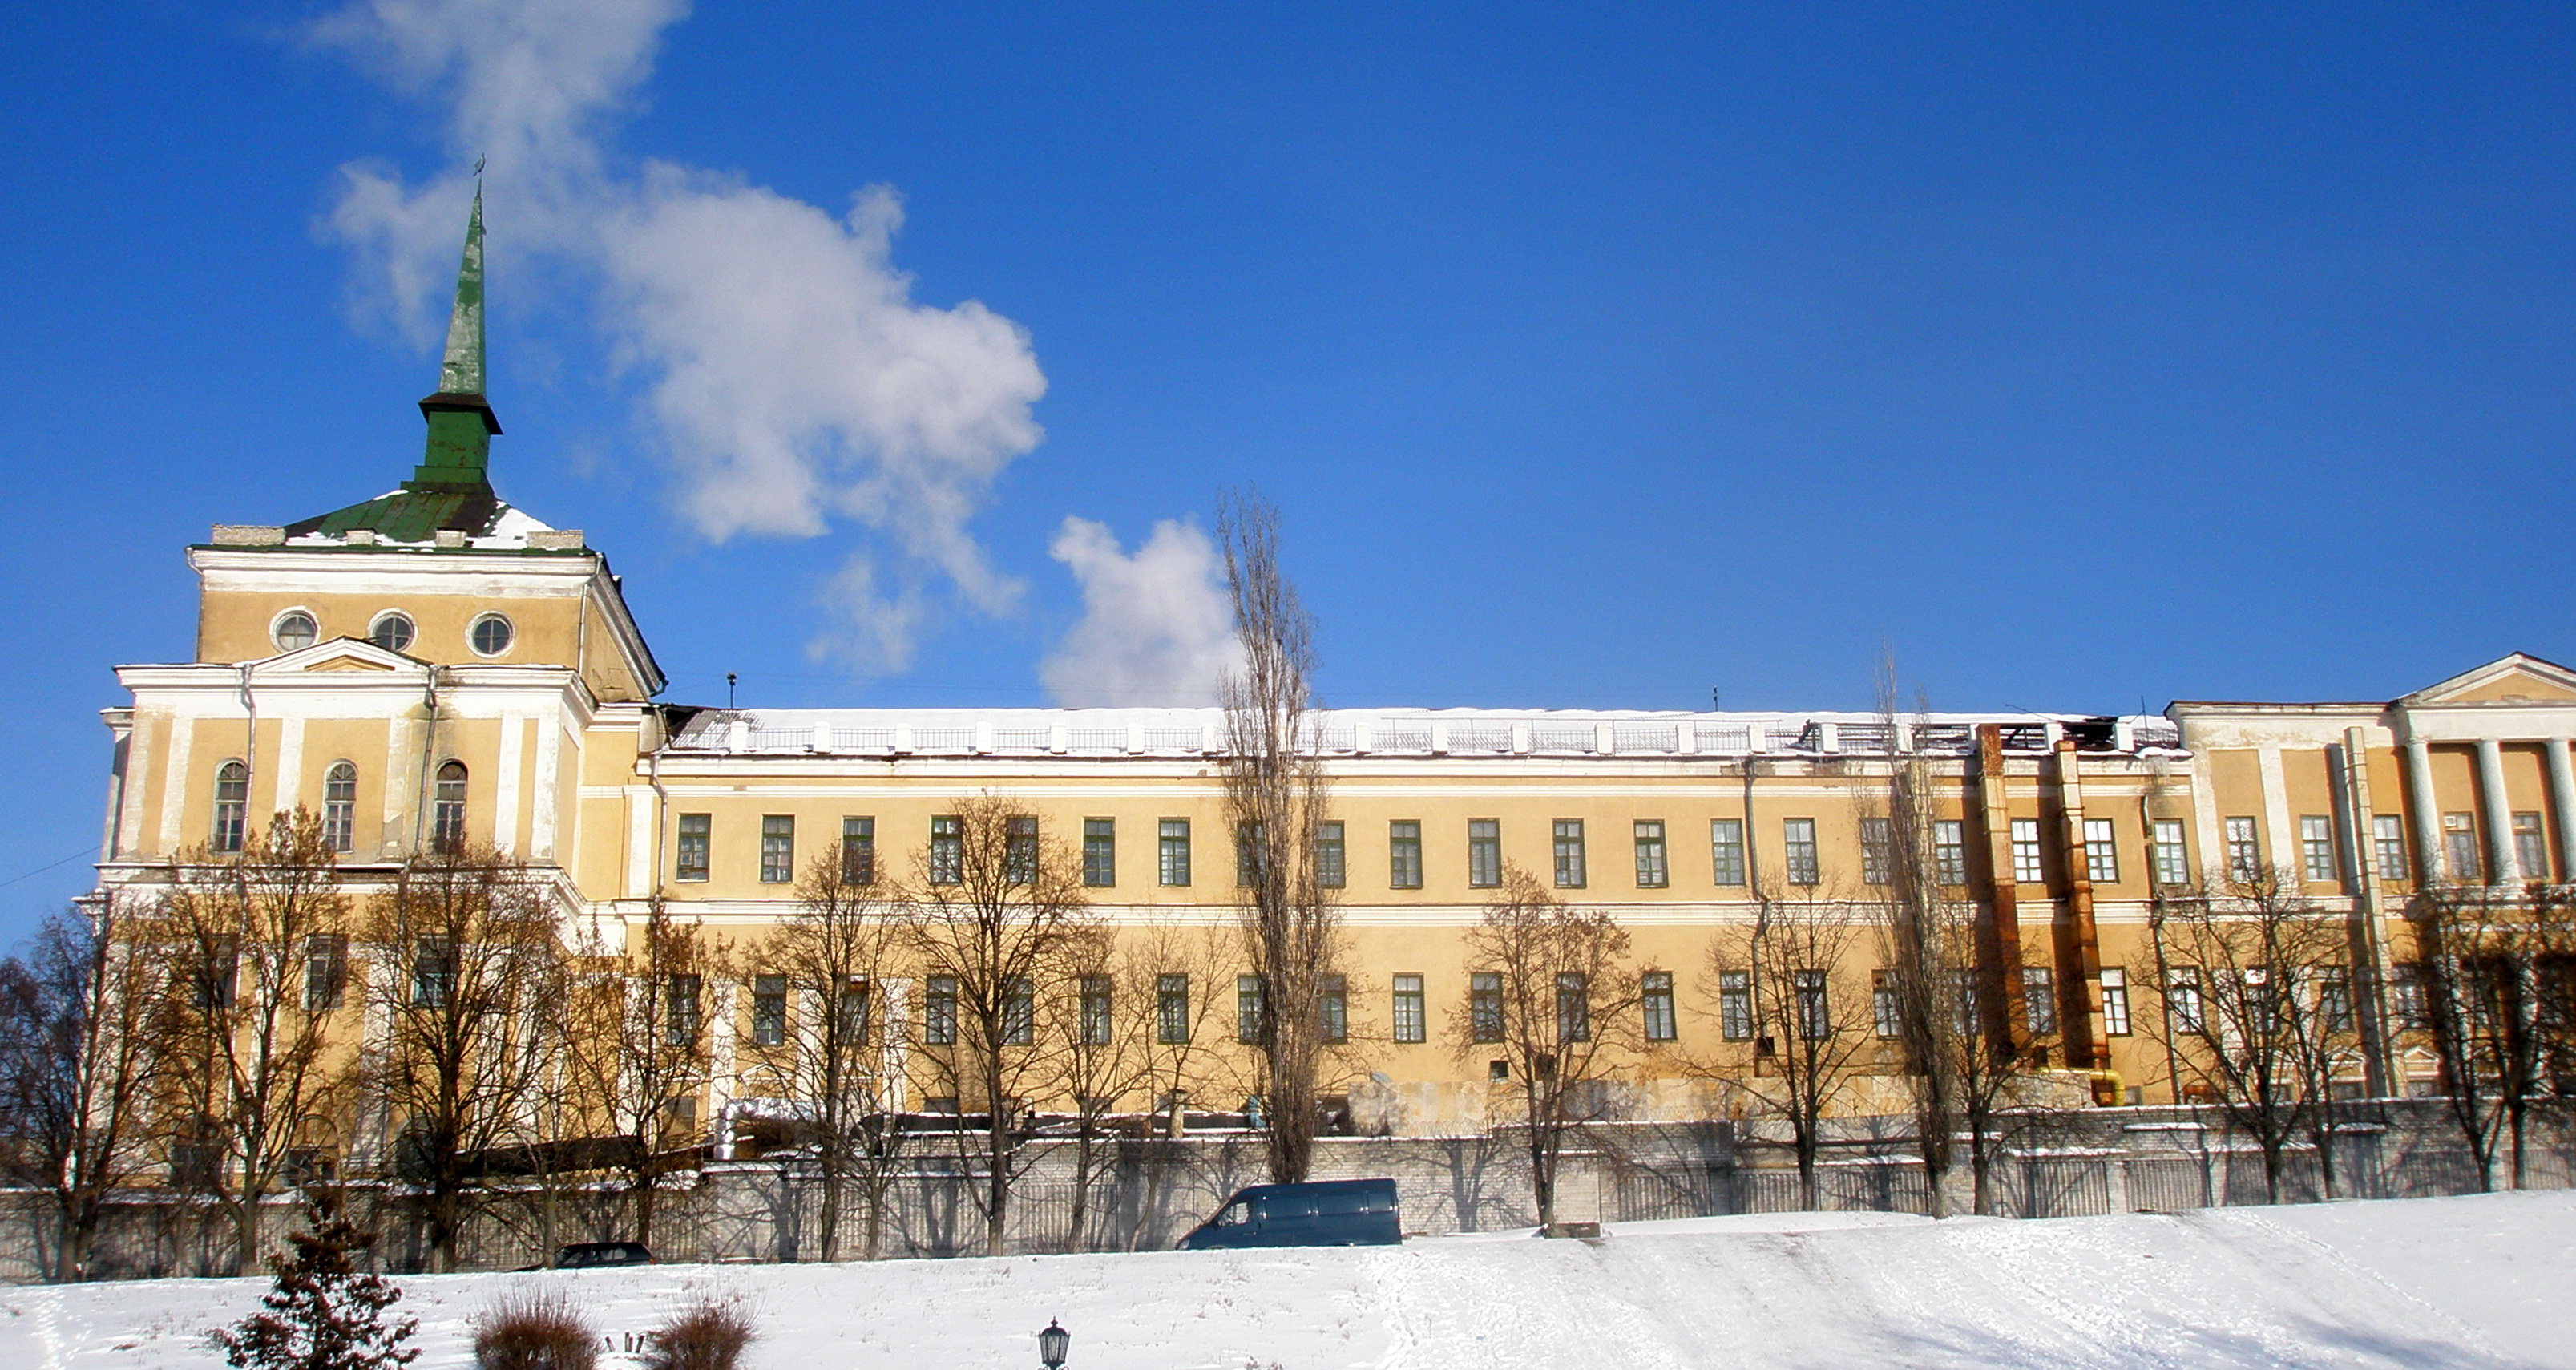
[
  {"x1": 1709, "y1": 687, "x2": 1720, "y2": 711},
  {"x1": 728, "y1": 673, "x2": 737, "y2": 710}
]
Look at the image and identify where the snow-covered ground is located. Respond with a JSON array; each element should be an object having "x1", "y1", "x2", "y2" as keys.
[{"x1": 6, "y1": 1190, "x2": 2571, "y2": 1369}]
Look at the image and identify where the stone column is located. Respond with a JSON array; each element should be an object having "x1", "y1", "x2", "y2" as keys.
[
  {"x1": 2477, "y1": 738, "x2": 2517, "y2": 884},
  {"x1": 2404, "y1": 740, "x2": 2442, "y2": 884},
  {"x1": 2546, "y1": 739, "x2": 2576, "y2": 886}
]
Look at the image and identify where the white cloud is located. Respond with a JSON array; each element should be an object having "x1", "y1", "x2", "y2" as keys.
[
  {"x1": 313, "y1": 0, "x2": 1044, "y2": 671},
  {"x1": 1040, "y1": 517, "x2": 1244, "y2": 708}
]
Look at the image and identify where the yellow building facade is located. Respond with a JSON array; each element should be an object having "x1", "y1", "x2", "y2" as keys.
[{"x1": 88, "y1": 204, "x2": 2576, "y2": 1155}]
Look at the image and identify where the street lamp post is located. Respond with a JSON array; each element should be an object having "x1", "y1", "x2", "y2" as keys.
[{"x1": 1037, "y1": 1319, "x2": 1070, "y2": 1369}]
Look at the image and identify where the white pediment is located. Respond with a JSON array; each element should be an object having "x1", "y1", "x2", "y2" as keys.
[
  {"x1": 2398, "y1": 653, "x2": 2576, "y2": 709},
  {"x1": 254, "y1": 637, "x2": 423, "y2": 676}
]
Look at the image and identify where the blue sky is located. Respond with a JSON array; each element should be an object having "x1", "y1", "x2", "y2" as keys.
[{"x1": 1, "y1": 2, "x2": 2571, "y2": 945}]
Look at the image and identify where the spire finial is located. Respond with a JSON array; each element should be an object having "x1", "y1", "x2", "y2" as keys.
[
  {"x1": 435, "y1": 170, "x2": 486, "y2": 398},
  {"x1": 410, "y1": 172, "x2": 500, "y2": 492}
]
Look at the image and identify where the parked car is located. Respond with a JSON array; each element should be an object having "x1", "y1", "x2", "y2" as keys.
[
  {"x1": 1177, "y1": 1178, "x2": 1401, "y2": 1250},
  {"x1": 554, "y1": 1241, "x2": 654, "y2": 1268}
]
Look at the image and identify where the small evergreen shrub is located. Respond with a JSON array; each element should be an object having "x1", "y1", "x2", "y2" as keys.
[
  {"x1": 471, "y1": 1289, "x2": 599, "y2": 1370},
  {"x1": 641, "y1": 1298, "x2": 757, "y2": 1370},
  {"x1": 210, "y1": 1193, "x2": 418, "y2": 1370}
]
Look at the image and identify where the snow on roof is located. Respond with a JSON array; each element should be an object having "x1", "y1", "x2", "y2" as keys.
[
  {"x1": 664, "y1": 705, "x2": 2184, "y2": 760},
  {"x1": 280, "y1": 492, "x2": 557, "y2": 550}
]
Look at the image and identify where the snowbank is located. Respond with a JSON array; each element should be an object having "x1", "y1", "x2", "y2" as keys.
[{"x1": 5, "y1": 1190, "x2": 2570, "y2": 1369}]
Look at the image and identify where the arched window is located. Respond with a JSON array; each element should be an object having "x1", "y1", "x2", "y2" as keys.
[
  {"x1": 431, "y1": 761, "x2": 468, "y2": 853},
  {"x1": 322, "y1": 762, "x2": 357, "y2": 854},
  {"x1": 212, "y1": 760, "x2": 249, "y2": 854}
]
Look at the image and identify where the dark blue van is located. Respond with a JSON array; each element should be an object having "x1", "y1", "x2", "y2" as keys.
[{"x1": 1177, "y1": 1178, "x2": 1402, "y2": 1250}]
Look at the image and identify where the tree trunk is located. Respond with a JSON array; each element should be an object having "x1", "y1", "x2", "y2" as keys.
[
  {"x1": 2260, "y1": 1142, "x2": 2283, "y2": 1205},
  {"x1": 1795, "y1": 1125, "x2": 1820, "y2": 1211},
  {"x1": 986, "y1": 1111, "x2": 1011, "y2": 1257},
  {"x1": 817, "y1": 1154, "x2": 844, "y2": 1263}
]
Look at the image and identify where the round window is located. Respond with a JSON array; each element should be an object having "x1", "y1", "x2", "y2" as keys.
[
  {"x1": 469, "y1": 613, "x2": 515, "y2": 657},
  {"x1": 272, "y1": 611, "x2": 317, "y2": 653},
  {"x1": 369, "y1": 612, "x2": 416, "y2": 654}
]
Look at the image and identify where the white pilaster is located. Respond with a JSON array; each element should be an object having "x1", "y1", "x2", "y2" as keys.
[
  {"x1": 271, "y1": 716, "x2": 305, "y2": 821},
  {"x1": 115, "y1": 713, "x2": 154, "y2": 860},
  {"x1": 155, "y1": 714, "x2": 195, "y2": 856},
  {"x1": 530, "y1": 719, "x2": 563, "y2": 860},
  {"x1": 2476, "y1": 738, "x2": 2517, "y2": 884},
  {"x1": 493, "y1": 716, "x2": 525, "y2": 856},
  {"x1": 625, "y1": 788, "x2": 656, "y2": 897},
  {"x1": 2257, "y1": 745, "x2": 2294, "y2": 881}
]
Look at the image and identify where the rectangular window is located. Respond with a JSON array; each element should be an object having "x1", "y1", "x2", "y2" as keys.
[
  {"x1": 1234, "y1": 820, "x2": 1266, "y2": 888},
  {"x1": 2168, "y1": 966, "x2": 2204, "y2": 1034},
  {"x1": 2317, "y1": 965, "x2": 2353, "y2": 1033},
  {"x1": 1641, "y1": 970, "x2": 1676, "y2": 1042},
  {"x1": 1783, "y1": 818, "x2": 1819, "y2": 886},
  {"x1": 2225, "y1": 816, "x2": 2262, "y2": 883},
  {"x1": 2084, "y1": 818, "x2": 2118, "y2": 884},
  {"x1": 2099, "y1": 967, "x2": 2130, "y2": 1037},
  {"x1": 304, "y1": 934, "x2": 346, "y2": 1012},
  {"x1": 1004, "y1": 815, "x2": 1038, "y2": 885},
  {"x1": 2513, "y1": 811, "x2": 2548, "y2": 880},
  {"x1": 1871, "y1": 971, "x2": 1900, "y2": 1038},
  {"x1": 1236, "y1": 974, "x2": 1266, "y2": 1044},
  {"x1": 925, "y1": 975, "x2": 957, "y2": 1045},
  {"x1": 1470, "y1": 972, "x2": 1504, "y2": 1043},
  {"x1": 1391, "y1": 973, "x2": 1426, "y2": 1043},
  {"x1": 321, "y1": 766, "x2": 357, "y2": 854},
  {"x1": 1389, "y1": 820, "x2": 1423, "y2": 889},
  {"x1": 1080, "y1": 975, "x2": 1112, "y2": 1046},
  {"x1": 1929, "y1": 819, "x2": 1965, "y2": 886},
  {"x1": 2010, "y1": 818, "x2": 2045, "y2": 884},
  {"x1": 1318, "y1": 974, "x2": 1347, "y2": 1044},
  {"x1": 194, "y1": 936, "x2": 239, "y2": 1010},
  {"x1": 760, "y1": 814, "x2": 795, "y2": 884},
  {"x1": 2022, "y1": 965, "x2": 2056, "y2": 1036},
  {"x1": 835, "y1": 978, "x2": 870, "y2": 1041},
  {"x1": 1555, "y1": 972, "x2": 1590, "y2": 1043},
  {"x1": 1003, "y1": 976, "x2": 1034, "y2": 1045},
  {"x1": 2389, "y1": 965, "x2": 2425, "y2": 1029},
  {"x1": 1314, "y1": 821, "x2": 1346, "y2": 889},
  {"x1": 1859, "y1": 818, "x2": 1892, "y2": 886},
  {"x1": 1155, "y1": 973, "x2": 1190, "y2": 1045},
  {"x1": 1710, "y1": 818, "x2": 1746, "y2": 886},
  {"x1": 212, "y1": 763, "x2": 248, "y2": 855},
  {"x1": 840, "y1": 816, "x2": 875, "y2": 885},
  {"x1": 1552, "y1": 820, "x2": 1587, "y2": 888},
  {"x1": 676, "y1": 813, "x2": 710, "y2": 883},
  {"x1": 1158, "y1": 819, "x2": 1192, "y2": 887},
  {"x1": 930, "y1": 815, "x2": 963, "y2": 885},
  {"x1": 412, "y1": 935, "x2": 455, "y2": 1009},
  {"x1": 2300, "y1": 814, "x2": 2337, "y2": 883},
  {"x1": 1794, "y1": 969, "x2": 1830, "y2": 1040},
  {"x1": 1082, "y1": 818, "x2": 1116, "y2": 887},
  {"x1": 1468, "y1": 819, "x2": 1502, "y2": 888},
  {"x1": 2373, "y1": 814, "x2": 2408, "y2": 883},
  {"x1": 664, "y1": 974, "x2": 701, "y2": 1046},
  {"x1": 751, "y1": 974, "x2": 787, "y2": 1047},
  {"x1": 1634, "y1": 820, "x2": 1669, "y2": 888},
  {"x1": 1719, "y1": 970, "x2": 1753, "y2": 1041},
  {"x1": 2442, "y1": 813, "x2": 2480, "y2": 883},
  {"x1": 2152, "y1": 820, "x2": 2190, "y2": 887}
]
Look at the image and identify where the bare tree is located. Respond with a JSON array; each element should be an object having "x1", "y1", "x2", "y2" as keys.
[
  {"x1": 1119, "y1": 923, "x2": 1239, "y2": 1250},
  {"x1": 755, "y1": 852, "x2": 904, "y2": 1261},
  {"x1": 2411, "y1": 880, "x2": 2574, "y2": 1190},
  {"x1": 1863, "y1": 669, "x2": 2059, "y2": 1216},
  {"x1": 147, "y1": 810, "x2": 354, "y2": 1271},
  {"x1": 0, "y1": 899, "x2": 171, "y2": 1280},
  {"x1": 1048, "y1": 927, "x2": 1151, "y2": 1252},
  {"x1": 1703, "y1": 884, "x2": 1875, "y2": 1210},
  {"x1": 898, "y1": 796, "x2": 1096, "y2": 1256},
  {"x1": 361, "y1": 844, "x2": 567, "y2": 1271},
  {"x1": 566, "y1": 896, "x2": 721, "y2": 1250},
  {"x1": 1216, "y1": 490, "x2": 1343, "y2": 1185},
  {"x1": 1452, "y1": 867, "x2": 1641, "y2": 1227},
  {"x1": 2146, "y1": 863, "x2": 2356, "y2": 1203}
]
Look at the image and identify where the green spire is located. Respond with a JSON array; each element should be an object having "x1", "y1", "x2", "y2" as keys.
[{"x1": 410, "y1": 170, "x2": 500, "y2": 492}]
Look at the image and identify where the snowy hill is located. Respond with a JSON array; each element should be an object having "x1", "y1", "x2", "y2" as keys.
[{"x1": 6, "y1": 1191, "x2": 2571, "y2": 1369}]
